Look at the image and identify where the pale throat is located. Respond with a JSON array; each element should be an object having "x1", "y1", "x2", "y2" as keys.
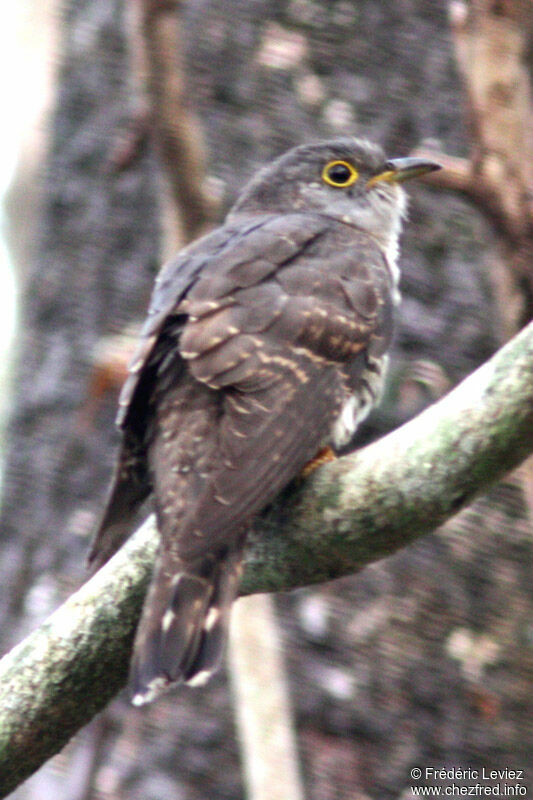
[
  {"x1": 336, "y1": 186, "x2": 406, "y2": 304},
  {"x1": 365, "y1": 185, "x2": 406, "y2": 303}
]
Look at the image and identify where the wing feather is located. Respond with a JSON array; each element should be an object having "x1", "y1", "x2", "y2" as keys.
[{"x1": 117, "y1": 213, "x2": 330, "y2": 428}]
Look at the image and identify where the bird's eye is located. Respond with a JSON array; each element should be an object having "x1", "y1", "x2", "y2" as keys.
[{"x1": 321, "y1": 160, "x2": 359, "y2": 188}]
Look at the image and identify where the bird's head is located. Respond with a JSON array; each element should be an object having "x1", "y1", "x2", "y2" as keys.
[{"x1": 229, "y1": 137, "x2": 440, "y2": 243}]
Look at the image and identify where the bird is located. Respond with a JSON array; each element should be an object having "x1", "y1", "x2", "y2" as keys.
[{"x1": 88, "y1": 137, "x2": 440, "y2": 705}]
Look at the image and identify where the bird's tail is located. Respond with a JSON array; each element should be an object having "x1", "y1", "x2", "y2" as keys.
[{"x1": 130, "y1": 548, "x2": 243, "y2": 705}]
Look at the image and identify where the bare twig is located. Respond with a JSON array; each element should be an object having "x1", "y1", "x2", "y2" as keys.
[
  {"x1": 127, "y1": 0, "x2": 218, "y2": 240},
  {"x1": 415, "y1": 1, "x2": 533, "y2": 333},
  {"x1": 228, "y1": 595, "x2": 305, "y2": 800},
  {"x1": 445, "y1": 0, "x2": 533, "y2": 236}
]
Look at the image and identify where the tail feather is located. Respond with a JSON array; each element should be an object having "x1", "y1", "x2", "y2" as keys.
[
  {"x1": 130, "y1": 549, "x2": 243, "y2": 705},
  {"x1": 183, "y1": 549, "x2": 243, "y2": 682}
]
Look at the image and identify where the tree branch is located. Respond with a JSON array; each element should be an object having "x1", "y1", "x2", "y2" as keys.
[
  {"x1": 125, "y1": 0, "x2": 218, "y2": 241},
  {"x1": 415, "y1": 1, "x2": 533, "y2": 334},
  {"x1": 0, "y1": 321, "x2": 532, "y2": 796}
]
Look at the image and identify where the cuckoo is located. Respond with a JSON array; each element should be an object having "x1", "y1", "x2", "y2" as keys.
[{"x1": 89, "y1": 138, "x2": 440, "y2": 704}]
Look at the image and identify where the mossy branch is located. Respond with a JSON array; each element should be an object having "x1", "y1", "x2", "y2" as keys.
[{"x1": 0, "y1": 321, "x2": 532, "y2": 796}]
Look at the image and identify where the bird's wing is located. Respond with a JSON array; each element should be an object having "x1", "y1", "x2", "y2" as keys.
[
  {"x1": 154, "y1": 217, "x2": 395, "y2": 559},
  {"x1": 88, "y1": 213, "x2": 334, "y2": 566},
  {"x1": 117, "y1": 212, "x2": 330, "y2": 429}
]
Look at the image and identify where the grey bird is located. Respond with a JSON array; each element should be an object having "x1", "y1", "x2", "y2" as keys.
[{"x1": 89, "y1": 138, "x2": 440, "y2": 704}]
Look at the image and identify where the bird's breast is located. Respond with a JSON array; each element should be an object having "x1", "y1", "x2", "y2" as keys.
[{"x1": 330, "y1": 354, "x2": 389, "y2": 449}]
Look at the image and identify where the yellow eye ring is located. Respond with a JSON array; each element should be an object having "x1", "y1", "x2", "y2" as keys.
[{"x1": 322, "y1": 160, "x2": 359, "y2": 188}]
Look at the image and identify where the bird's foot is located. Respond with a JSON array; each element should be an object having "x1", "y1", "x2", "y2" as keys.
[{"x1": 300, "y1": 446, "x2": 337, "y2": 478}]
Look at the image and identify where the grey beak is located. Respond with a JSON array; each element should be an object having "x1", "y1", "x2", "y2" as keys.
[
  {"x1": 367, "y1": 157, "x2": 441, "y2": 188},
  {"x1": 383, "y1": 157, "x2": 441, "y2": 182}
]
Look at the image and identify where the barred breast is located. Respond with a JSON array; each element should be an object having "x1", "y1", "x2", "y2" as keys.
[{"x1": 331, "y1": 353, "x2": 389, "y2": 448}]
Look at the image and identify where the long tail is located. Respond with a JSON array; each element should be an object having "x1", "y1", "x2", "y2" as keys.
[{"x1": 130, "y1": 547, "x2": 243, "y2": 705}]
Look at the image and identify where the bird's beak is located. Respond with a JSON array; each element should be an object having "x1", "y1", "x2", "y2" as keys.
[{"x1": 367, "y1": 157, "x2": 441, "y2": 188}]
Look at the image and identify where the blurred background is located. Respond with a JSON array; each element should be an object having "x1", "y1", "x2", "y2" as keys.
[{"x1": 0, "y1": 1, "x2": 531, "y2": 798}]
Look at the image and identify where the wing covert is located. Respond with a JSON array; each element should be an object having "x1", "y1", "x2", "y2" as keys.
[{"x1": 117, "y1": 212, "x2": 331, "y2": 428}]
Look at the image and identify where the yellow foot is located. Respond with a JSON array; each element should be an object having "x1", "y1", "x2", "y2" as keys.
[{"x1": 300, "y1": 446, "x2": 337, "y2": 478}]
